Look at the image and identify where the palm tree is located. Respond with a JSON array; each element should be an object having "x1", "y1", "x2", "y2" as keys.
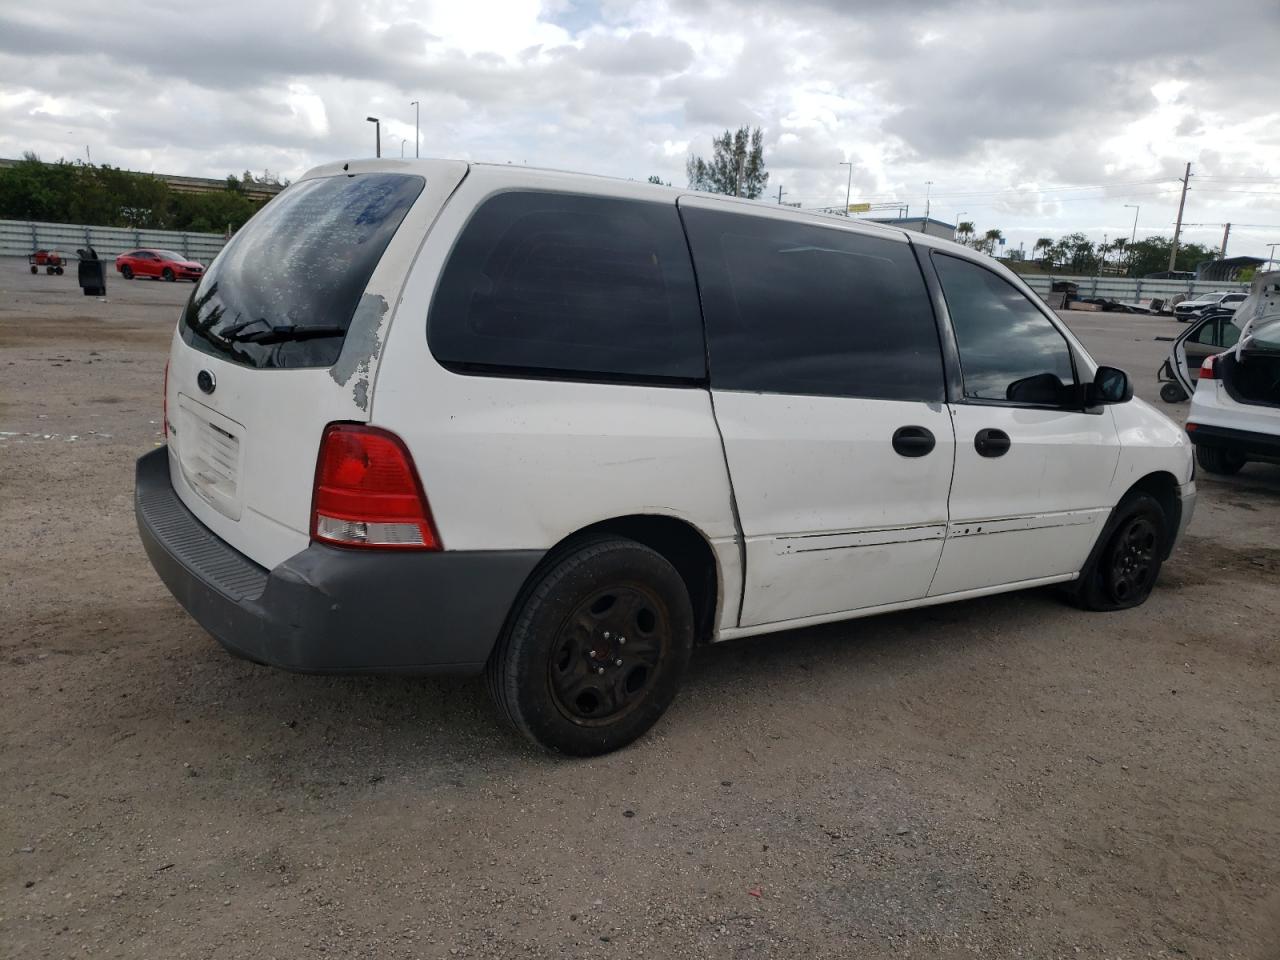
[
  {"x1": 955, "y1": 221, "x2": 975, "y2": 246},
  {"x1": 983, "y1": 228, "x2": 1003, "y2": 256},
  {"x1": 1033, "y1": 237, "x2": 1054, "y2": 266}
]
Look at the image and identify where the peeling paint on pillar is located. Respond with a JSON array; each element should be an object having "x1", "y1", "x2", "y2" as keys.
[{"x1": 330, "y1": 292, "x2": 388, "y2": 411}]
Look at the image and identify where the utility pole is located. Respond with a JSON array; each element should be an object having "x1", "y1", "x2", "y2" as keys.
[
  {"x1": 411, "y1": 101, "x2": 420, "y2": 158},
  {"x1": 924, "y1": 181, "x2": 933, "y2": 220},
  {"x1": 1169, "y1": 161, "x2": 1192, "y2": 272},
  {"x1": 1220, "y1": 222, "x2": 1230, "y2": 259},
  {"x1": 1267, "y1": 243, "x2": 1279, "y2": 270},
  {"x1": 840, "y1": 160, "x2": 853, "y2": 216},
  {"x1": 777, "y1": 184, "x2": 785, "y2": 205}
]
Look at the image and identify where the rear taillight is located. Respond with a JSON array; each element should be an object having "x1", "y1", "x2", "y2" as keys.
[
  {"x1": 1199, "y1": 355, "x2": 1219, "y2": 380},
  {"x1": 311, "y1": 424, "x2": 440, "y2": 550},
  {"x1": 162, "y1": 360, "x2": 169, "y2": 438}
]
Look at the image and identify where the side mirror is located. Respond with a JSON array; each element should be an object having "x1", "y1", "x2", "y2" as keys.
[{"x1": 1091, "y1": 366, "x2": 1132, "y2": 404}]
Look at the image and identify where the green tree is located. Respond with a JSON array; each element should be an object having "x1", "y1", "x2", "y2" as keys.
[
  {"x1": 1033, "y1": 237, "x2": 1054, "y2": 266},
  {"x1": 982, "y1": 228, "x2": 1004, "y2": 255},
  {"x1": 1124, "y1": 236, "x2": 1217, "y2": 277},
  {"x1": 686, "y1": 126, "x2": 768, "y2": 199},
  {"x1": 955, "y1": 221, "x2": 975, "y2": 246},
  {"x1": 646, "y1": 175, "x2": 671, "y2": 186}
]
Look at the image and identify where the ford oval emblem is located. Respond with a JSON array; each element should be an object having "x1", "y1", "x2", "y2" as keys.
[{"x1": 197, "y1": 370, "x2": 216, "y2": 394}]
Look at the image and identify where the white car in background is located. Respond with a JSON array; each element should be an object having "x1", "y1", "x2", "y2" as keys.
[
  {"x1": 1182, "y1": 272, "x2": 1280, "y2": 474},
  {"x1": 1173, "y1": 291, "x2": 1248, "y2": 321}
]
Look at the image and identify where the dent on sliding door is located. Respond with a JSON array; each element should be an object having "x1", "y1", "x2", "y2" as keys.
[{"x1": 679, "y1": 200, "x2": 954, "y2": 626}]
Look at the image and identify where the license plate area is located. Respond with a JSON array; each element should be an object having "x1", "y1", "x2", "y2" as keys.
[{"x1": 173, "y1": 394, "x2": 244, "y2": 521}]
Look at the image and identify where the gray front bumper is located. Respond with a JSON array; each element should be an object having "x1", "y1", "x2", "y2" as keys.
[
  {"x1": 1173, "y1": 480, "x2": 1196, "y2": 551},
  {"x1": 135, "y1": 447, "x2": 543, "y2": 674}
]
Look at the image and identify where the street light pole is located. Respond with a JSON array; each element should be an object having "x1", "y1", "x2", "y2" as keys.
[
  {"x1": 1267, "y1": 243, "x2": 1279, "y2": 271},
  {"x1": 410, "y1": 101, "x2": 420, "y2": 158},
  {"x1": 924, "y1": 180, "x2": 933, "y2": 220},
  {"x1": 839, "y1": 160, "x2": 853, "y2": 215},
  {"x1": 366, "y1": 116, "x2": 381, "y2": 158},
  {"x1": 1123, "y1": 204, "x2": 1139, "y2": 247}
]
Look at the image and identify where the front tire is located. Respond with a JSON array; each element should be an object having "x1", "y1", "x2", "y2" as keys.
[
  {"x1": 121, "y1": 265, "x2": 134, "y2": 280},
  {"x1": 1069, "y1": 492, "x2": 1168, "y2": 611},
  {"x1": 487, "y1": 536, "x2": 694, "y2": 756},
  {"x1": 1196, "y1": 445, "x2": 1246, "y2": 475},
  {"x1": 162, "y1": 268, "x2": 175, "y2": 282}
]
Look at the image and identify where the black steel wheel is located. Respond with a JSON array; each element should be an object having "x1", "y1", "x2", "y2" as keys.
[
  {"x1": 547, "y1": 583, "x2": 669, "y2": 726},
  {"x1": 487, "y1": 536, "x2": 694, "y2": 755},
  {"x1": 1068, "y1": 492, "x2": 1168, "y2": 611},
  {"x1": 121, "y1": 265, "x2": 134, "y2": 280},
  {"x1": 1105, "y1": 514, "x2": 1159, "y2": 604},
  {"x1": 162, "y1": 267, "x2": 175, "y2": 281}
]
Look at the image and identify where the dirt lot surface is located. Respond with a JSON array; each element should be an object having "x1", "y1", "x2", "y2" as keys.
[{"x1": 3, "y1": 263, "x2": 1278, "y2": 959}]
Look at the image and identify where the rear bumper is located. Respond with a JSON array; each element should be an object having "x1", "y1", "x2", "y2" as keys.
[
  {"x1": 135, "y1": 447, "x2": 543, "y2": 674},
  {"x1": 1186, "y1": 422, "x2": 1280, "y2": 460}
]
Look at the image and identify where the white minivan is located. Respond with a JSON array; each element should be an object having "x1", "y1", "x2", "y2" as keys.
[{"x1": 136, "y1": 159, "x2": 1196, "y2": 755}]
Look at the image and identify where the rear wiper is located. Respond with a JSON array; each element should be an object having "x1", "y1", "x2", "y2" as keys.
[{"x1": 224, "y1": 324, "x2": 346, "y2": 344}]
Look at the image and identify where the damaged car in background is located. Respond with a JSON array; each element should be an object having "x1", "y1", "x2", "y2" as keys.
[{"x1": 1179, "y1": 271, "x2": 1280, "y2": 474}]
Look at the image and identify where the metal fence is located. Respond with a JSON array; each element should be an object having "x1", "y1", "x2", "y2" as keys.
[
  {"x1": 1018, "y1": 273, "x2": 1248, "y2": 302},
  {"x1": 0, "y1": 218, "x2": 228, "y2": 262}
]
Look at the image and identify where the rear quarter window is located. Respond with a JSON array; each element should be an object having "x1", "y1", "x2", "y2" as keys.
[{"x1": 428, "y1": 191, "x2": 705, "y2": 383}]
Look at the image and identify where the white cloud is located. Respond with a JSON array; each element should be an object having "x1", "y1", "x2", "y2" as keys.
[{"x1": 0, "y1": 0, "x2": 1277, "y2": 256}]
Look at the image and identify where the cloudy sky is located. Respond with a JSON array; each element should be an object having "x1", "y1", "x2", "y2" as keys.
[{"x1": 2, "y1": 0, "x2": 1278, "y2": 258}]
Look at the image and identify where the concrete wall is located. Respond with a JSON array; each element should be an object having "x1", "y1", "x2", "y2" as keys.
[
  {"x1": 0, "y1": 219, "x2": 227, "y2": 263},
  {"x1": 1018, "y1": 273, "x2": 1248, "y2": 303}
]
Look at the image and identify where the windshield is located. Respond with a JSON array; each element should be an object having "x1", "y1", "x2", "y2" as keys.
[{"x1": 178, "y1": 172, "x2": 424, "y2": 369}]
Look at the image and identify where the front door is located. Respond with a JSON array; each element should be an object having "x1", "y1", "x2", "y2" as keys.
[
  {"x1": 679, "y1": 200, "x2": 955, "y2": 627},
  {"x1": 926, "y1": 253, "x2": 1121, "y2": 595},
  {"x1": 1171, "y1": 312, "x2": 1242, "y2": 396}
]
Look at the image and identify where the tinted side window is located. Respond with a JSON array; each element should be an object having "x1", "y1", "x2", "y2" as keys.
[
  {"x1": 681, "y1": 207, "x2": 943, "y2": 401},
  {"x1": 933, "y1": 254, "x2": 1076, "y2": 404},
  {"x1": 429, "y1": 192, "x2": 704, "y2": 382}
]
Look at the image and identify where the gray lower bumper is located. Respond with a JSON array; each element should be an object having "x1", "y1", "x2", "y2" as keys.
[{"x1": 135, "y1": 447, "x2": 543, "y2": 674}]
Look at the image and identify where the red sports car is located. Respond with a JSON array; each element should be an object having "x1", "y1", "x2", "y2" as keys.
[{"x1": 115, "y1": 249, "x2": 205, "y2": 282}]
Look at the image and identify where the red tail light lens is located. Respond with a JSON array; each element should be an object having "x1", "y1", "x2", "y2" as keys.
[
  {"x1": 311, "y1": 424, "x2": 440, "y2": 550},
  {"x1": 1199, "y1": 355, "x2": 1219, "y2": 380},
  {"x1": 162, "y1": 360, "x2": 169, "y2": 438}
]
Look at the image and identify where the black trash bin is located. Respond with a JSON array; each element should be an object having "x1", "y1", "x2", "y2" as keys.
[{"x1": 76, "y1": 247, "x2": 107, "y2": 297}]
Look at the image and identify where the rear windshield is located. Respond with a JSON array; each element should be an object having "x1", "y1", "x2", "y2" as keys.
[{"x1": 179, "y1": 172, "x2": 424, "y2": 369}]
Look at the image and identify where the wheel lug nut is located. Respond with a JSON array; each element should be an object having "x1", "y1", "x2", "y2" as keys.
[
  {"x1": 589, "y1": 650, "x2": 597, "y2": 658},
  {"x1": 603, "y1": 631, "x2": 611, "y2": 640},
  {"x1": 615, "y1": 659, "x2": 623, "y2": 667},
  {"x1": 618, "y1": 637, "x2": 626, "y2": 645},
  {"x1": 596, "y1": 667, "x2": 605, "y2": 675}
]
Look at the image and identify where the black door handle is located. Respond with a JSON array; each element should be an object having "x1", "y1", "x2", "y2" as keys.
[
  {"x1": 892, "y1": 425, "x2": 936, "y2": 457},
  {"x1": 974, "y1": 428, "x2": 1012, "y2": 458}
]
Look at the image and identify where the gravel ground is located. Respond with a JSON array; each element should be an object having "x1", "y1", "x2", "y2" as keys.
[{"x1": 2, "y1": 262, "x2": 1278, "y2": 959}]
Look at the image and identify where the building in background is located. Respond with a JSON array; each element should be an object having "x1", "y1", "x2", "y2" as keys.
[{"x1": 865, "y1": 216, "x2": 956, "y2": 240}]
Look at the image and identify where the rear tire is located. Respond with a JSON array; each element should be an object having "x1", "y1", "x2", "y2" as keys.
[
  {"x1": 1068, "y1": 492, "x2": 1168, "y2": 611},
  {"x1": 1196, "y1": 445, "x2": 1246, "y2": 475},
  {"x1": 1160, "y1": 382, "x2": 1187, "y2": 403},
  {"x1": 121, "y1": 265, "x2": 133, "y2": 280},
  {"x1": 487, "y1": 536, "x2": 694, "y2": 756},
  {"x1": 162, "y1": 268, "x2": 175, "y2": 282},
  {"x1": 54, "y1": 266, "x2": 64, "y2": 275},
  {"x1": 30, "y1": 265, "x2": 37, "y2": 274}
]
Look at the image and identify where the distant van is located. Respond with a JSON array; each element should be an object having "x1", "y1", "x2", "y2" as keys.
[{"x1": 137, "y1": 159, "x2": 1196, "y2": 755}]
